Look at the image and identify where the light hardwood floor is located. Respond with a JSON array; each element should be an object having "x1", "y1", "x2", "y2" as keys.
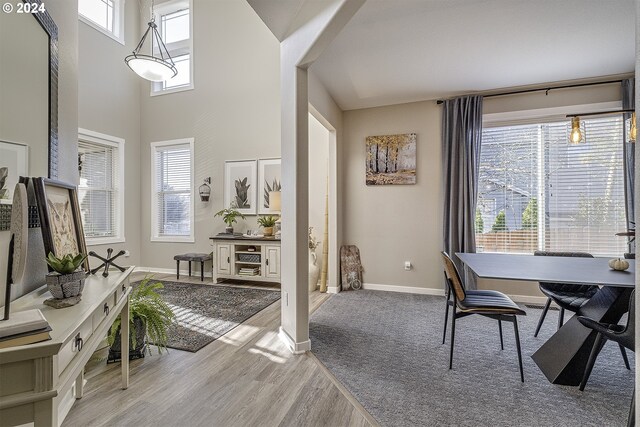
[{"x1": 63, "y1": 275, "x2": 375, "y2": 427}]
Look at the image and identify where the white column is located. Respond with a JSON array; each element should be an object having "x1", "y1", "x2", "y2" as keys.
[{"x1": 278, "y1": 0, "x2": 366, "y2": 353}]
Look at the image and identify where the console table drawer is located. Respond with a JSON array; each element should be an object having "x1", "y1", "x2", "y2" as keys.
[
  {"x1": 57, "y1": 317, "x2": 93, "y2": 375},
  {"x1": 92, "y1": 290, "x2": 117, "y2": 333}
]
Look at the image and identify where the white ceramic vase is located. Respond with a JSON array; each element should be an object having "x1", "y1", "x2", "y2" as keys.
[{"x1": 309, "y1": 250, "x2": 320, "y2": 291}]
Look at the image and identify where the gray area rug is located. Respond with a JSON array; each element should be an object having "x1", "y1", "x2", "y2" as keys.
[
  {"x1": 133, "y1": 280, "x2": 280, "y2": 352},
  {"x1": 310, "y1": 290, "x2": 634, "y2": 427}
]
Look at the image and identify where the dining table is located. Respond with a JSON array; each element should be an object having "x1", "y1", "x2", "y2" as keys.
[{"x1": 456, "y1": 252, "x2": 635, "y2": 386}]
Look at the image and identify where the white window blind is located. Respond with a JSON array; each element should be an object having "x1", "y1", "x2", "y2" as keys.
[
  {"x1": 151, "y1": 140, "x2": 194, "y2": 241},
  {"x1": 476, "y1": 116, "x2": 627, "y2": 257},
  {"x1": 78, "y1": 137, "x2": 121, "y2": 242}
]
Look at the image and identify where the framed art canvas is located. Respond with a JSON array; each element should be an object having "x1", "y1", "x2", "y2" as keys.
[
  {"x1": 0, "y1": 141, "x2": 29, "y2": 204},
  {"x1": 258, "y1": 158, "x2": 281, "y2": 214},
  {"x1": 365, "y1": 133, "x2": 417, "y2": 185},
  {"x1": 224, "y1": 160, "x2": 257, "y2": 215},
  {"x1": 34, "y1": 178, "x2": 90, "y2": 272}
]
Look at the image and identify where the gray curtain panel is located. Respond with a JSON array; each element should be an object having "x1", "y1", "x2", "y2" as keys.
[
  {"x1": 622, "y1": 78, "x2": 635, "y2": 237},
  {"x1": 442, "y1": 95, "x2": 483, "y2": 289}
]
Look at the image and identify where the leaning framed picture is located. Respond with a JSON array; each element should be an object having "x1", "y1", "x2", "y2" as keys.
[
  {"x1": 258, "y1": 158, "x2": 281, "y2": 214},
  {"x1": 34, "y1": 177, "x2": 90, "y2": 272},
  {"x1": 0, "y1": 141, "x2": 29, "y2": 204},
  {"x1": 224, "y1": 160, "x2": 258, "y2": 215}
]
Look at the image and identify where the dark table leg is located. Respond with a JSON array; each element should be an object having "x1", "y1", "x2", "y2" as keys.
[
  {"x1": 176, "y1": 260, "x2": 180, "y2": 280},
  {"x1": 201, "y1": 261, "x2": 204, "y2": 281},
  {"x1": 532, "y1": 286, "x2": 632, "y2": 385}
]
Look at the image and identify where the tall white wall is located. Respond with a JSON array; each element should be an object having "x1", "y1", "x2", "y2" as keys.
[
  {"x1": 78, "y1": 0, "x2": 142, "y2": 268},
  {"x1": 139, "y1": 0, "x2": 281, "y2": 271},
  {"x1": 341, "y1": 83, "x2": 623, "y2": 298}
]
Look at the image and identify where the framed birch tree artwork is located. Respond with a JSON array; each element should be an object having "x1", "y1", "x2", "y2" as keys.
[
  {"x1": 258, "y1": 158, "x2": 281, "y2": 214},
  {"x1": 365, "y1": 133, "x2": 417, "y2": 185},
  {"x1": 224, "y1": 160, "x2": 257, "y2": 215}
]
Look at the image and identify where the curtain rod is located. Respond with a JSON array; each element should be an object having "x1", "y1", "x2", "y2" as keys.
[{"x1": 435, "y1": 79, "x2": 624, "y2": 105}]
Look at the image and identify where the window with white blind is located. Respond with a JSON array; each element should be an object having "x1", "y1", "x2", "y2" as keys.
[
  {"x1": 476, "y1": 115, "x2": 627, "y2": 257},
  {"x1": 152, "y1": 0, "x2": 193, "y2": 95},
  {"x1": 151, "y1": 138, "x2": 194, "y2": 242},
  {"x1": 78, "y1": 129, "x2": 125, "y2": 245},
  {"x1": 78, "y1": 0, "x2": 124, "y2": 44}
]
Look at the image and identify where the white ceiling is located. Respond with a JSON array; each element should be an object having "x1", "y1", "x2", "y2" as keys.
[{"x1": 306, "y1": 0, "x2": 636, "y2": 110}]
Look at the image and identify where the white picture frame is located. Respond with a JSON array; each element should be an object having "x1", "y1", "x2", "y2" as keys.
[
  {"x1": 224, "y1": 160, "x2": 257, "y2": 215},
  {"x1": 258, "y1": 158, "x2": 281, "y2": 214},
  {"x1": 0, "y1": 141, "x2": 29, "y2": 204}
]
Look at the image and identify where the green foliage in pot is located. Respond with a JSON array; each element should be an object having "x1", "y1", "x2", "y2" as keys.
[
  {"x1": 46, "y1": 252, "x2": 87, "y2": 274},
  {"x1": 257, "y1": 215, "x2": 277, "y2": 228},
  {"x1": 108, "y1": 276, "x2": 175, "y2": 354},
  {"x1": 215, "y1": 207, "x2": 246, "y2": 227}
]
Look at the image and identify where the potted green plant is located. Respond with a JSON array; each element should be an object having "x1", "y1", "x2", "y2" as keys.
[
  {"x1": 45, "y1": 252, "x2": 88, "y2": 304},
  {"x1": 257, "y1": 215, "x2": 278, "y2": 237},
  {"x1": 215, "y1": 207, "x2": 246, "y2": 234},
  {"x1": 107, "y1": 276, "x2": 175, "y2": 362}
]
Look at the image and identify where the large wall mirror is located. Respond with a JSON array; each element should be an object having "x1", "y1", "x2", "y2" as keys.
[{"x1": 0, "y1": 0, "x2": 58, "y2": 230}]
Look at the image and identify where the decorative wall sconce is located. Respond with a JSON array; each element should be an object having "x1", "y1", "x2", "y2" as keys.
[
  {"x1": 566, "y1": 109, "x2": 636, "y2": 144},
  {"x1": 199, "y1": 178, "x2": 211, "y2": 202}
]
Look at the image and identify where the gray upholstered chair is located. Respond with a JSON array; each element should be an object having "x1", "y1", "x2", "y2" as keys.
[
  {"x1": 533, "y1": 251, "x2": 630, "y2": 370},
  {"x1": 441, "y1": 252, "x2": 527, "y2": 382}
]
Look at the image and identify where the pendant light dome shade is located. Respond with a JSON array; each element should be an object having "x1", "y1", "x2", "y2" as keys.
[{"x1": 125, "y1": 20, "x2": 177, "y2": 82}]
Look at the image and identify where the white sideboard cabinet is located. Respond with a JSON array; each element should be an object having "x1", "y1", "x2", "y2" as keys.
[{"x1": 210, "y1": 236, "x2": 281, "y2": 283}]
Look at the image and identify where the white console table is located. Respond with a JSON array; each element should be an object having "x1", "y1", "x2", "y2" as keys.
[
  {"x1": 210, "y1": 236, "x2": 280, "y2": 283},
  {"x1": 0, "y1": 267, "x2": 134, "y2": 426}
]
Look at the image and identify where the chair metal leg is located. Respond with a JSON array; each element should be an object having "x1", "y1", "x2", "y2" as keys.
[
  {"x1": 498, "y1": 319, "x2": 504, "y2": 350},
  {"x1": 628, "y1": 388, "x2": 635, "y2": 427},
  {"x1": 176, "y1": 260, "x2": 180, "y2": 280},
  {"x1": 443, "y1": 287, "x2": 450, "y2": 345},
  {"x1": 201, "y1": 261, "x2": 205, "y2": 281},
  {"x1": 619, "y1": 344, "x2": 631, "y2": 370},
  {"x1": 557, "y1": 307, "x2": 565, "y2": 330},
  {"x1": 534, "y1": 298, "x2": 552, "y2": 337},
  {"x1": 514, "y1": 317, "x2": 524, "y2": 383},
  {"x1": 449, "y1": 311, "x2": 456, "y2": 370},
  {"x1": 580, "y1": 332, "x2": 605, "y2": 391},
  {"x1": 188, "y1": 261, "x2": 192, "y2": 277}
]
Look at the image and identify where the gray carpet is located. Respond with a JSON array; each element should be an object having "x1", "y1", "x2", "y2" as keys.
[
  {"x1": 309, "y1": 290, "x2": 634, "y2": 427},
  {"x1": 134, "y1": 280, "x2": 280, "y2": 352}
]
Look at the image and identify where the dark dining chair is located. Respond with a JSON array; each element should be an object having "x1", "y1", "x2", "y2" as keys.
[
  {"x1": 533, "y1": 251, "x2": 631, "y2": 370},
  {"x1": 578, "y1": 290, "x2": 635, "y2": 426},
  {"x1": 441, "y1": 252, "x2": 527, "y2": 382}
]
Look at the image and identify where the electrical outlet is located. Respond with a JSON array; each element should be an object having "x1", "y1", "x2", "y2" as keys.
[
  {"x1": 404, "y1": 261, "x2": 412, "y2": 271},
  {"x1": 123, "y1": 250, "x2": 130, "y2": 257}
]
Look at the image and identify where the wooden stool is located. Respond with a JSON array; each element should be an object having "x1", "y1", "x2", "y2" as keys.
[{"x1": 173, "y1": 253, "x2": 212, "y2": 281}]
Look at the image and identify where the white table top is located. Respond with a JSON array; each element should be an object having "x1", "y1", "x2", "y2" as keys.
[{"x1": 456, "y1": 253, "x2": 635, "y2": 287}]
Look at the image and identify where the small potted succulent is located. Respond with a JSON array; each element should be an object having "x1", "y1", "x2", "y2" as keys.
[
  {"x1": 257, "y1": 215, "x2": 278, "y2": 237},
  {"x1": 45, "y1": 252, "x2": 88, "y2": 304},
  {"x1": 107, "y1": 276, "x2": 175, "y2": 362},
  {"x1": 215, "y1": 206, "x2": 245, "y2": 234}
]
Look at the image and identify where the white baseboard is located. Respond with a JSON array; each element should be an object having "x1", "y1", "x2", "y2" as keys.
[
  {"x1": 134, "y1": 266, "x2": 213, "y2": 279},
  {"x1": 361, "y1": 282, "x2": 548, "y2": 305},
  {"x1": 327, "y1": 286, "x2": 341, "y2": 294},
  {"x1": 362, "y1": 282, "x2": 445, "y2": 296},
  {"x1": 278, "y1": 326, "x2": 311, "y2": 354}
]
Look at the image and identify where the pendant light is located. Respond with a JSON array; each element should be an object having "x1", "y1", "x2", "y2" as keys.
[
  {"x1": 569, "y1": 117, "x2": 583, "y2": 144},
  {"x1": 629, "y1": 112, "x2": 637, "y2": 143},
  {"x1": 125, "y1": 0, "x2": 177, "y2": 82},
  {"x1": 566, "y1": 109, "x2": 636, "y2": 144}
]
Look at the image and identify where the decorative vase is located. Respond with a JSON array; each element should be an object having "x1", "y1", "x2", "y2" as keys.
[
  {"x1": 225, "y1": 226, "x2": 234, "y2": 234},
  {"x1": 45, "y1": 270, "x2": 86, "y2": 305},
  {"x1": 263, "y1": 226, "x2": 273, "y2": 237},
  {"x1": 309, "y1": 250, "x2": 320, "y2": 291}
]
